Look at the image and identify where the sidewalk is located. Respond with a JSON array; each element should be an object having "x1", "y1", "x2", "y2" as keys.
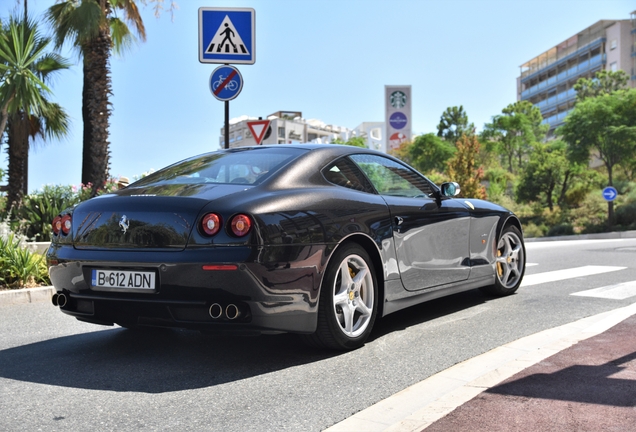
[
  {"x1": 326, "y1": 302, "x2": 636, "y2": 431},
  {"x1": 0, "y1": 286, "x2": 54, "y2": 305}
]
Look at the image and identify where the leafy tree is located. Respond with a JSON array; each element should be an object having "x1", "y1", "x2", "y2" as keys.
[
  {"x1": 0, "y1": 16, "x2": 70, "y2": 211},
  {"x1": 574, "y1": 70, "x2": 629, "y2": 101},
  {"x1": 388, "y1": 139, "x2": 413, "y2": 165},
  {"x1": 408, "y1": 133, "x2": 455, "y2": 174},
  {"x1": 481, "y1": 100, "x2": 548, "y2": 174},
  {"x1": 331, "y1": 136, "x2": 367, "y2": 148},
  {"x1": 516, "y1": 141, "x2": 579, "y2": 212},
  {"x1": 47, "y1": 0, "x2": 157, "y2": 196},
  {"x1": 559, "y1": 89, "x2": 636, "y2": 225},
  {"x1": 437, "y1": 105, "x2": 474, "y2": 145},
  {"x1": 446, "y1": 134, "x2": 486, "y2": 199},
  {"x1": 345, "y1": 136, "x2": 367, "y2": 148}
]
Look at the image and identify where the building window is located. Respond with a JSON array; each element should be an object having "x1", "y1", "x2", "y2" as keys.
[
  {"x1": 610, "y1": 62, "x2": 618, "y2": 72},
  {"x1": 278, "y1": 127, "x2": 285, "y2": 138},
  {"x1": 610, "y1": 39, "x2": 617, "y2": 50}
]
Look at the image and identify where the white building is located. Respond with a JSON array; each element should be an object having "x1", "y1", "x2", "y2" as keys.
[{"x1": 220, "y1": 110, "x2": 385, "y2": 151}]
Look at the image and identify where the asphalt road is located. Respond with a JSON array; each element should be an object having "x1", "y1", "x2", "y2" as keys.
[{"x1": 1, "y1": 238, "x2": 635, "y2": 431}]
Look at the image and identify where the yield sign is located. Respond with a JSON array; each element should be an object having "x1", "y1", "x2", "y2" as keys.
[{"x1": 247, "y1": 120, "x2": 270, "y2": 145}]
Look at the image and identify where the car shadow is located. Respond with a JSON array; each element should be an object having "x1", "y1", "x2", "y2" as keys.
[
  {"x1": 0, "y1": 327, "x2": 334, "y2": 393},
  {"x1": 370, "y1": 288, "x2": 492, "y2": 340},
  {"x1": 0, "y1": 289, "x2": 496, "y2": 394}
]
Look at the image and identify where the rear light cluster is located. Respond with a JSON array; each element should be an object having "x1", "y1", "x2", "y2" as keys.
[
  {"x1": 200, "y1": 213, "x2": 252, "y2": 237},
  {"x1": 52, "y1": 214, "x2": 72, "y2": 236}
]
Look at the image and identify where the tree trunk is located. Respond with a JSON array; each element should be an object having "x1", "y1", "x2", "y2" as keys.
[
  {"x1": 6, "y1": 113, "x2": 29, "y2": 213},
  {"x1": 81, "y1": 26, "x2": 112, "y2": 197},
  {"x1": 558, "y1": 170, "x2": 571, "y2": 208}
]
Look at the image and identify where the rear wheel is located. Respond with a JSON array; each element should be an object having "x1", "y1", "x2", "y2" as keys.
[
  {"x1": 481, "y1": 225, "x2": 525, "y2": 296},
  {"x1": 304, "y1": 244, "x2": 378, "y2": 350}
]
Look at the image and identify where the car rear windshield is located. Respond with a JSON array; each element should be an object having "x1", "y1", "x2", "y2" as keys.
[{"x1": 133, "y1": 147, "x2": 307, "y2": 187}]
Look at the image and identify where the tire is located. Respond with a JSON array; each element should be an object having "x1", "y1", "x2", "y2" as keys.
[
  {"x1": 304, "y1": 244, "x2": 378, "y2": 350},
  {"x1": 481, "y1": 225, "x2": 525, "y2": 296}
]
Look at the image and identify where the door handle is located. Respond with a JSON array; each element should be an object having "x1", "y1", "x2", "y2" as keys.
[{"x1": 395, "y1": 216, "x2": 404, "y2": 226}]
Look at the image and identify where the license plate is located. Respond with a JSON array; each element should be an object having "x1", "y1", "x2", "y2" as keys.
[{"x1": 91, "y1": 269, "x2": 156, "y2": 290}]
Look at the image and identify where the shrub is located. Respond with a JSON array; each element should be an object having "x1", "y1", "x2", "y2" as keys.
[
  {"x1": 522, "y1": 222, "x2": 546, "y2": 238},
  {"x1": 547, "y1": 223, "x2": 574, "y2": 237},
  {"x1": 7, "y1": 178, "x2": 122, "y2": 242},
  {"x1": 0, "y1": 223, "x2": 49, "y2": 289}
]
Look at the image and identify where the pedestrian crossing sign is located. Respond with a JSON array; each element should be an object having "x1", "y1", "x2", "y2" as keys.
[{"x1": 199, "y1": 8, "x2": 255, "y2": 64}]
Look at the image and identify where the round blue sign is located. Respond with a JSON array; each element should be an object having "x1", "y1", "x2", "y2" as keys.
[
  {"x1": 389, "y1": 112, "x2": 407, "y2": 130},
  {"x1": 209, "y1": 65, "x2": 243, "y2": 101},
  {"x1": 602, "y1": 186, "x2": 618, "y2": 202}
]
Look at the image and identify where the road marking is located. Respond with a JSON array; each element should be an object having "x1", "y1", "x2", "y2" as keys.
[
  {"x1": 520, "y1": 265, "x2": 626, "y2": 287},
  {"x1": 525, "y1": 239, "x2": 624, "y2": 250},
  {"x1": 526, "y1": 263, "x2": 538, "y2": 267},
  {"x1": 572, "y1": 281, "x2": 636, "y2": 300}
]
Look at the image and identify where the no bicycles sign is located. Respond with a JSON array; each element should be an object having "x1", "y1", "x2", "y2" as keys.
[{"x1": 209, "y1": 65, "x2": 243, "y2": 101}]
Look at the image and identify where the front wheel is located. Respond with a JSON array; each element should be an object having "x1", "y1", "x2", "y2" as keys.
[
  {"x1": 481, "y1": 225, "x2": 525, "y2": 296},
  {"x1": 304, "y1": 244, "x2": 378, "y2": 350}
]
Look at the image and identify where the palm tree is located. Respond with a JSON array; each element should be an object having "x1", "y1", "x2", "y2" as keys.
[
  {"x1": 47, "y1": 0, "x2": 146, "y2": 196},
  {"x1": 0, "y1": 15, "x2": 70, "y2": 211}
]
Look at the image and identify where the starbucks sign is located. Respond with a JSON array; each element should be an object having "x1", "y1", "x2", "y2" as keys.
[
  {"x1": 385, "y1": 85, "x2": 412, "y2": 151},
  {"x1": 390, "y1": 91, "x2": 407, "y2": 109}
]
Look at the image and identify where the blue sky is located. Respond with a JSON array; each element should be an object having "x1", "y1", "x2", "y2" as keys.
[{"x1": 2, "y1": 0, "x2": 634, "y2": 191}]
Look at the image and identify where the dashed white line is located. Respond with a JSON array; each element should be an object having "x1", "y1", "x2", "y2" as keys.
[
  {"x1": 572, "y1": 281, "x2": 636, "y2": 300},
  {"x1": 520, "y1": 265, "x2": 626, "y2": 287}
]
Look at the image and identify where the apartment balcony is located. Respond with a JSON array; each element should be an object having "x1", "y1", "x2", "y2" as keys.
[
  {"x1": 542, "y1": 108, "x2": 573, "y2": 129},
  {"x1": 521, "y1": 53, "x2": 606, "y2": 100},
  {"x1": 520, "y1": 38, "x2": 604, "y2": 82},
  {"x1": 534, "y1": 88, "x2": 577, "y2": 113}
]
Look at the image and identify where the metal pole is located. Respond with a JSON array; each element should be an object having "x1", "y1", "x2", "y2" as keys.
[{"x1": 224, "y1": 100, "x2": 229, "y2": 149}]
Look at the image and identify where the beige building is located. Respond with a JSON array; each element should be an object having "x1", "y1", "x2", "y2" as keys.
[{"x1": 517, "y1": 11, "x2": 636, "y2": 134}]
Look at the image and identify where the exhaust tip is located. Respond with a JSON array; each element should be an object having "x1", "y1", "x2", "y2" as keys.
[
  {"x1": 226, "y1": 304, "x2": 240, "y2": 320},
  {"x1": 209, "y1": 303, "x2": 223, "y2": 319},
  {"x1": 57, "y1": 293, "x2": 67, "y2": 308},
  {"x1": 52, "y1": 293, "x2": 59, "y2": 307}
]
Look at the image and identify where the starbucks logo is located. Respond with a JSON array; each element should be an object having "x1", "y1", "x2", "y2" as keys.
[{"x1": 390, "y1": 91, "x2": 407, "y2": 109}]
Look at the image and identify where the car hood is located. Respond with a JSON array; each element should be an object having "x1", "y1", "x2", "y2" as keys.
[{"x1": 69, "y1": 184, "x2": 250, "y2": 251}]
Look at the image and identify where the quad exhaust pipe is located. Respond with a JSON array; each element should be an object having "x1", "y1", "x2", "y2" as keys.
[
  {"x1": 226, "y1": 304, "x2": 240, "y2": 320},
  {"x1": 52, "y1": 293, "x2": 67, "y2": 308},
  {"x1": 208, "y1": 303, "x2": 241, "y2": 320}
]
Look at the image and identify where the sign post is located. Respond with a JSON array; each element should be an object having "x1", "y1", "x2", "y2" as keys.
[{"x1": 199, "y1": 7, "x2": 255, "y2": 149}]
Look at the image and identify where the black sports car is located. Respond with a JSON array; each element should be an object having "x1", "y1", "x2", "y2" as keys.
[{"x1": 47, "y1": 144, "x2": 525, "y2": 350}]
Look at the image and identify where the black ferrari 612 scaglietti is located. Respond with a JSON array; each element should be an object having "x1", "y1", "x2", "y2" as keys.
[{"x1": 47, "y1": 144, "x2": 525, "y2": 350}]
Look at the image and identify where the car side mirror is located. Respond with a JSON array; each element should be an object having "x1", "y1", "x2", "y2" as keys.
[{"x1": 440, "y1": 182, "x2": 461, "y2": 197}]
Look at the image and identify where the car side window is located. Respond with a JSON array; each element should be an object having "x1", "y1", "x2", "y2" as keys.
[
  {"x1": 322, "y1": 157, "x2": 376, "y2": 193},
  {"x1": 350, "y1": 154, "x2": 435, "y2": 197}
]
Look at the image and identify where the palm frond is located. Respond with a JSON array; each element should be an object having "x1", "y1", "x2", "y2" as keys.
[{"x1": 109, "y1": 17, "x2": 135, "y2": 56}]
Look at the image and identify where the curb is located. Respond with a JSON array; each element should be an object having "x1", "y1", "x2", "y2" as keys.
[
  {"x1": 525, "y1": 230, "x2": 636, "y2": 242},
  {"x1": 0, "y1": 286, "x2": 55, "y2": 306}
]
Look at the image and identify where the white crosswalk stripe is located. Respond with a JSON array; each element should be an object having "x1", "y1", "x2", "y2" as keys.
[
  {"x1": 571, "y1": 281, "x2": 636, "y2": 300},
  {"x1": 520, "y1": 265, "x2": 626, "y2": 287}
]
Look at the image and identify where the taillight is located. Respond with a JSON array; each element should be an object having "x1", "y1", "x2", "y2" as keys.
[
  {"x1": 201, "y1": 213, "x2": 222, "y2": 236},
  {"x1": 61, "y1": 214, "x2": 72, "y2": 235},
  {"x1": 230, "y1": 214, "x2": 252, "y2": 237},
  {"x1": 52, "y1": 216, "x2": 62, "y2": 235}
]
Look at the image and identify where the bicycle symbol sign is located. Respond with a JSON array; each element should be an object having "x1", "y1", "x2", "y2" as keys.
[{"x1": 209, "y1": 65, "x2": 243, "y2": 101}]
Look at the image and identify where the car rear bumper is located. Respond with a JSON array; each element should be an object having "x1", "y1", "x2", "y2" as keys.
[{"x1": 48, "y1": 244, "x2": 327, "y2": 334}]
